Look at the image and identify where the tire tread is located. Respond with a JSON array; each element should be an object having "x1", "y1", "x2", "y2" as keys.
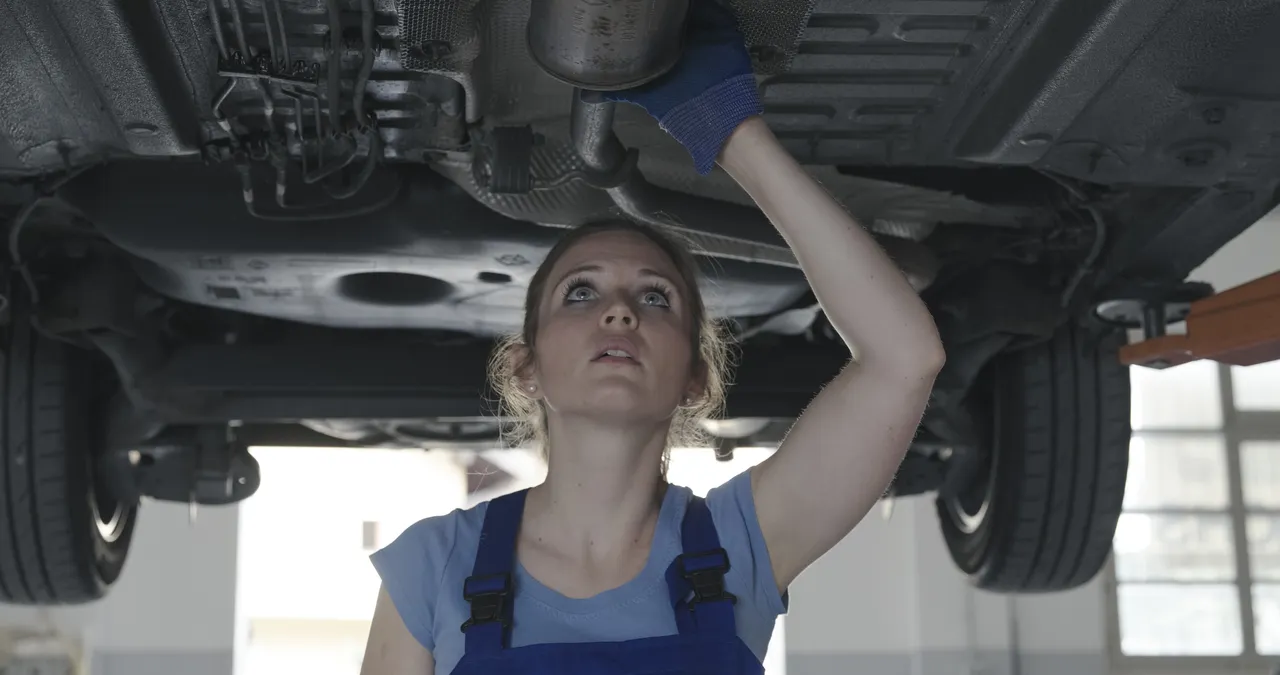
[
  {"x1": 0, "y1": 317, "x2": 130, "y2": 604},
  {"x1": 940, "y1": 324, "x2": 1131, "y2": 592}
]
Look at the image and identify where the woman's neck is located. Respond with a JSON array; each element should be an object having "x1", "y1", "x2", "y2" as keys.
[{"x1": 524, "y1": 416, "x2": 669, "y2": 561}]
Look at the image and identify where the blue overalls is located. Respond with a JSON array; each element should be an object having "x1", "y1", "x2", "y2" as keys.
[{"x1": 452, "y1": 488, "x2": 766, "y2": 674}]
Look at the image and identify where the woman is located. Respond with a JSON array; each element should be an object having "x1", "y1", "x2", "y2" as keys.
[{"x1": 361, "y1": 1, "x2": 945, "y2": 672}]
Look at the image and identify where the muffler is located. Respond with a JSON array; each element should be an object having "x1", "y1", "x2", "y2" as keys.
[{"x1": 527, "y1": 0, "x2": 689, "y2": 90}]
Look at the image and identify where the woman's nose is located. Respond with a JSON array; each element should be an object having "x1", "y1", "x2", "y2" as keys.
[{"x1": 601, "y1": 300, "x2": 637, "y2": 329}]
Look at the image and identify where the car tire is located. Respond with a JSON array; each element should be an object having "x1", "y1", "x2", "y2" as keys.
[
  {"x1": 937, "y1": 323, "x2": 1131, "y2": 592},
  {"x1": 0, "y1": 315, "x2": 137, "y2": 604}
]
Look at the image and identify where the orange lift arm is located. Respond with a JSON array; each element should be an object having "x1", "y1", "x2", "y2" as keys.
[{"x1": 1120, "y1": 271, "x2": 1280, "y2": 369}]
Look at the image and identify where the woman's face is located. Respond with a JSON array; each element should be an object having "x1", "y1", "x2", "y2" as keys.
[{"x1": 526, "y1": 230, "x2": 701, "y2": 425}]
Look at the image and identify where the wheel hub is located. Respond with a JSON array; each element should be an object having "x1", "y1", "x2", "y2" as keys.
[
  {"x1": 91, "y1": 484, "x2": 129, "y2": 544},
  {"x1": 944, "y1": 481, "x2": 990, "y2": 535}
]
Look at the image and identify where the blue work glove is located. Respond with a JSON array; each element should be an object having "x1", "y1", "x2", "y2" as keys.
[{"x1": 604, "y1": 0, "x2": 762, "y2": 175}]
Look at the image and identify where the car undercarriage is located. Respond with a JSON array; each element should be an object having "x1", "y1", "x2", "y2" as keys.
[{"x1": 2, "y1": 0, "x2": 1279, "y2": 603}]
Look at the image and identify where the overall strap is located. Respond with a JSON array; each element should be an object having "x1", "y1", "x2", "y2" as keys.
[
  {"x1": 665, "y1": 494, "x2": 738, "y2": 637},
  {"x1": 461, "y1": 489, "x2": 528, "y2": 655}
]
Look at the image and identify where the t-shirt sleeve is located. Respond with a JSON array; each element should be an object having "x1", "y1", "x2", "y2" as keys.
[
  {"x1": 369, "y1": 511, "x2": 461, "y2": 653},
  {"x1": 705, "y1": 469, "x2": 789, "y2": 618}
]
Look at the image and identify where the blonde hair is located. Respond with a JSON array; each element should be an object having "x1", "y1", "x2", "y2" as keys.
[{"x1": 486, "y1": 221, "x2": 734, "y2": 473}]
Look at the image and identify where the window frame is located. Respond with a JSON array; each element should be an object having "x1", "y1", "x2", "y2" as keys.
[{"x1": 1108, "y1": 363, "x2": 1280, "y2": 671}]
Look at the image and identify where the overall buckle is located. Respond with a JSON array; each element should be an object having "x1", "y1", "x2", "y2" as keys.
[
  {"x1": 461, "y1": 573, "x2": 511, "y2": 632},
  {"x1": 677, "y1": 548, "x2": 737, "y2": 610}
]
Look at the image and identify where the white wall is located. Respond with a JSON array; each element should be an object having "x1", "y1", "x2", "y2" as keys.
[
  {"x1": 0, "y1": 501, "x2": 241, "y2": 675},
  {"x1": 784, "y1": 494, "x2": 1107, "y2": 675},
  {"x1": 235, "y1": 447, "x2": 467, "y2": 623},
  {"x1": 234, "y1": 447, "x2": 469, "y2": 675}
]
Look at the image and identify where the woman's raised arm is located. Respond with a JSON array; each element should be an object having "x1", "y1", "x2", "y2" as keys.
[{"x1": 720, "y1": 117, "x2": 946, "y2": 592}]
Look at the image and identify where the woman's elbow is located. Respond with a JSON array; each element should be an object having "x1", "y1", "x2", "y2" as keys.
[
  {"x1": 909, "y1": 312, "x2": 947, "y2": 374},
  {"x1": 917, "y1": 337, "x2": 947, "y2": 377},
  {"x1": 874, "y1": 330, "x2": 946, "y2": 381}
]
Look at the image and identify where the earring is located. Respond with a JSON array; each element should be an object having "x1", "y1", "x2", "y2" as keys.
[
  {"x1": 527, "y1": 384, "x2": 537, "y2": 393},
  {"x1": 682, "y1": 396, "x2": 692, "y2": 406}
]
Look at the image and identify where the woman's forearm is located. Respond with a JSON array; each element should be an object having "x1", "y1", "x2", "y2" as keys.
[{"x1": 719, "y1": 117, "x2": 944, "y2": 372}]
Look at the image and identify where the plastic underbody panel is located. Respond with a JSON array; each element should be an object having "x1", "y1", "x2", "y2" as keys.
[{"x1": 66, "y1": 163, "x2": 809, "y2": 334}]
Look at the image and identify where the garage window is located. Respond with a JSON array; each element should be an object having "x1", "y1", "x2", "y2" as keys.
[{"x1": 1112, "y1": 361, "x2": 1280, "y2": 661}]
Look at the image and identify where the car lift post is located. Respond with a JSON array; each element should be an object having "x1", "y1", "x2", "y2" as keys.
[{"x1": 1119, "y1": 271, "x2": 1280, "y2": 369}]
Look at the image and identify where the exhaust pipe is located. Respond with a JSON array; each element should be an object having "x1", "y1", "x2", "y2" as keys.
[
  {"x1": 569, "y1": 90, "x2": 801, "y2": 268},
  {"x1": 568, "y1": 90, "x2": 939, "y2": 288}
]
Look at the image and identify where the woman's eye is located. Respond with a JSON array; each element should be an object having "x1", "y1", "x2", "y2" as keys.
[
  {"x1": 566, "y1": 285, "x2": 597, "y2": 302},
  {"x1": 641, "y1": 291, "x2": 670, "y2": 308}
]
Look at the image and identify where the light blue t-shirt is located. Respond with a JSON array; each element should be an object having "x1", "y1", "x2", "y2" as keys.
[{"x1": 370, "y1": 470, "x2": 788, "y2": 675}]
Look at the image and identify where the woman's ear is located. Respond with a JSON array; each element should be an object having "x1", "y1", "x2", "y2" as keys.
[
  {"x1": 510, "y1": 343, "x2": 541, "y2": 398},
  {"x1": 684, "y1": 361, "x2": 708, "y2": 406}
]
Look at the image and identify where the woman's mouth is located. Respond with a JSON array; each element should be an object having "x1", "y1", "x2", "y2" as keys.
[{"x1": 592, "y1": 344, "x2": 640, "y2": 365}]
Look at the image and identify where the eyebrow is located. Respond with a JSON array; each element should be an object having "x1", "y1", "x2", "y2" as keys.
[
  {"x1": 554, "y1": 264, "x2": 681, "y2": 290},
  {"x1": 556, "y1": 264, "x2": 603, "y2": 285}
]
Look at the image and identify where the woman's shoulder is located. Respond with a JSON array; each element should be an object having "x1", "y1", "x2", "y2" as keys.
[
  {"x1": 370, "y1": 501, "x2": 488, "y2": 597},
  {"x1": 376, "y1": 500, "x2": 487, "y2": 571},
  {"x1": 697, "y1": 470, "x2": 790, "y2": 620},
  {"x1": 404, "y1": 500, "x2": 487, "y2": 541},
  {"x1": 368, "y1": 500, "x2": 489, "y2": 653}
]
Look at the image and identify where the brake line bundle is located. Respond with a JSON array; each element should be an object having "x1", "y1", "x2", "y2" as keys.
[{"x1": 206, "y1": 0, "x2": 388, "y2": 220}]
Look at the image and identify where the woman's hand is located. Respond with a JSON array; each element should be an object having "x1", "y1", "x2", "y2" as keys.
[
  {"x1": 603, "y1": 0, "x2": 762, "y2": 175},
  {"x1": 720, "y1": 118, "x2": 947, "y2": 593}
]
